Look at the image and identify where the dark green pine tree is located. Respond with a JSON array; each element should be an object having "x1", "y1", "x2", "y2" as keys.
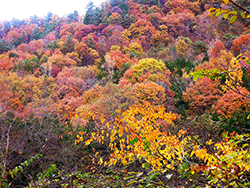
[{"x1": 84, "y1": 1, "x2": 103, "y2": 26}]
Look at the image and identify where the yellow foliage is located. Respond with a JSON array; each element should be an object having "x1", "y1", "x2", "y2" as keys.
[
  {"x1": 222, "y1": 57, "x2": 243, "y2": 91},
  {"x1": 132, "y1": 58, "x2": 166, "y2": 79},
  {"x1": 190, "y1": 132, "x2": 250, "y2": 187},
  {"x1": 124, "y1": 42, "x2": 143, "y2": 57},
  {"x1": 77, "y1": 102, "x2": 181, "y2": 171},
  {"x1": 74, "y1": 102, "x2": 250, "y2": 187},
  {"x1": 109, "y1": 45, "x2": 121, "y2": 53},
  {"x1": 121, "y1": 29, "x2": 131, "y2": 41},
  {"x1": 176, "y1": 39, "x2": 189, "y2": 57}
]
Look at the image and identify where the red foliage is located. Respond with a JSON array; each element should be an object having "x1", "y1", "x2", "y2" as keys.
[
  {"x1": 128, "y1": 0, "x2": 144, "y2": 19},
  {"x1": 74, "y1": 24, "x2": 93, "y2": 41},
  {"x1": 81, "y1": 33, "x2": 100, "y2": 50},
  {"x1": 195, "y1": 12, "x2": 220, "y2": 43},
  {"x1": 51, "y1": 65, "x2": 60, "y2": 78}
]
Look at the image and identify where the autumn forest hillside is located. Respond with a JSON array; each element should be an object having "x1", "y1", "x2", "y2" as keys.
[{"x1": 0, "y1": 0, "x2": 250, "y2": 187}]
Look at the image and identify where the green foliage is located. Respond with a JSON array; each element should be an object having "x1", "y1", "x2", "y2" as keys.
[
  {"x1": 60, "y1": 35, "x2": 75, "y2": 55},
  {"x1": 84, "y1": 2, "x2": 103, "y2": 26},
  {"x1": 242, "y1": 68, "x2": 250, "y2": 91},
  {"x1": 30, "y1": 27, "x2": 43, "y2": 41},
  {"x1": 138, "y1": 0, "x2": 161, "y2": 6},
  {"x1": 110, "y1": 0, "x2": 128, "y2": 11},
  {"x1": 9, "y1": 154, "x2": 43, "y2": 179},
  {"x1": 121, "y1": 13, "x2": 136, "y2": 29},
  {"x1": 13, "y1": 57, "x2": 40, "y2": 74},
  {"x1": 170, "y1": 78, "x2": 189, "y2": 116},
  {"x1": 165, "y1": 57, "x2": 195, "y2": 77},
  {"x1": 213, "y1": 110, "x2": 250, "y2": 133},
  {"x1": 47, "y1": 40, "x2": 60, "y2": 51},
  {"x1": 192, "y1": 40, "x2": 208, "y2": 56},
  {"x1": 0, "y1": 39, "x2": 14, "y2": 54},
  {"x1": 201, "y1": 52, "x2": 209, "y2": 63},
  {"x1": 187, "y1": 68, "x2": 222, "y2": 81},
  {"x1": 96, "y1": 56, "x2": 109, "y2": 80},
  {"x1": 67, "y1": 10, "x2": 79, "y2": 23},
  {"x1": 29, "y1": 167, "x2": 128, "y2": 187},
  {"x1": 147, "y1": 44, "x2": 165, "y2": 58},
  {"x1": 222, "y1": 33, "x2": 237, "y2": 40},
  {"x1": 37, "y1": 164, "x2": 57, "y2": 180},
  {"x1": 0, "y1": 154, "x2": 42, "y2": 187},
  {"x1": 9, "y1": 52, "x2": 19, "y2": 58}
]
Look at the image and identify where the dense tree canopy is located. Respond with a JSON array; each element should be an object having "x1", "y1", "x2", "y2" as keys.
[{"x1": 0, "y1": 0, "x2": 249, "y2": 187}]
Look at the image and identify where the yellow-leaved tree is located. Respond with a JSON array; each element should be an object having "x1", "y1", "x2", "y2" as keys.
[{"x1": 75, "y1": 102, "x2": 250, "y2": 187}]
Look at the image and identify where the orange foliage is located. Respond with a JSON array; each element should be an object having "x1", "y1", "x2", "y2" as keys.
[
  {"x1": 195, "y1": 60, "x2": 216, "y2": 71},
  {"x1": 110, "y1": 50, "x2": 137, "y2": 69},
  {"x1": 44, "y1": 53, "x2": 77, "y2": 71},
  {"x1": 119, "y1": 68, "x2": 136, "y2": 85},
  {"x1": 215, "y1": 88, "x2": 250, "y2": 118},
  {"x1": 0, "y1": 73, "x2": 24, "y2": 113},
  {"x1": 0, "y1": 72, "x2": 55, "y2": 117},
  {"x1": 56, "y1": 66, "x2": 97, "y2": 81},
  {"x1": 57, "y1": 96, "x2": 83, "y2": 120},
  {"x1": 17, "y1": 40, "x2": 44, "y2": 54},
  {"x1": 123, "y1": 82, "x2": 166, "y2": 105},
  {"x1": 183, "y1": 77, "x2": 222, "y2": 114},
  {"x1": 121, "y1": 19, "x2": 156, "y2": 50},
  {"x1": 161, "y1": 9, "x2": 196, "y2": 38},
  {"x1": 82, "y1": 84, "x2": 102, "y2": 104},
  {"x1": 210, "y1": 40, "x2": 226, "y2": 59},
  {"x1": 74, "y1": 42, "x2": 98, "y2": 66},
  {"x1": 103, "y1": 50, "x2": 136, "y2": 78},
  {"x1": 210, "y1": 50, "x2": 234, "y2": 71},
  {"x1": 150, "y1": 29, "x2": 169, "y2": 47},
  {"x1": 59, "y1": 23, "x2": 76, "y2": 38},
  {"x1": 164, "y1": 0, "x2": 200, "y2": 14},
  {"x1": 0, "y1": 53, "x2": 15, "y2": 71},
  {"x1": 231, "y1": 33, "x2": 250, "y2": 56},
  {"x1": 73, "y1": 83, "x2": 123, "y2": 127}
]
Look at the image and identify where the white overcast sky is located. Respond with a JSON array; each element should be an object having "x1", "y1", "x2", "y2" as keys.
[{"x1": 0, "y1": 0, "x2": 105, "y2": 22}]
